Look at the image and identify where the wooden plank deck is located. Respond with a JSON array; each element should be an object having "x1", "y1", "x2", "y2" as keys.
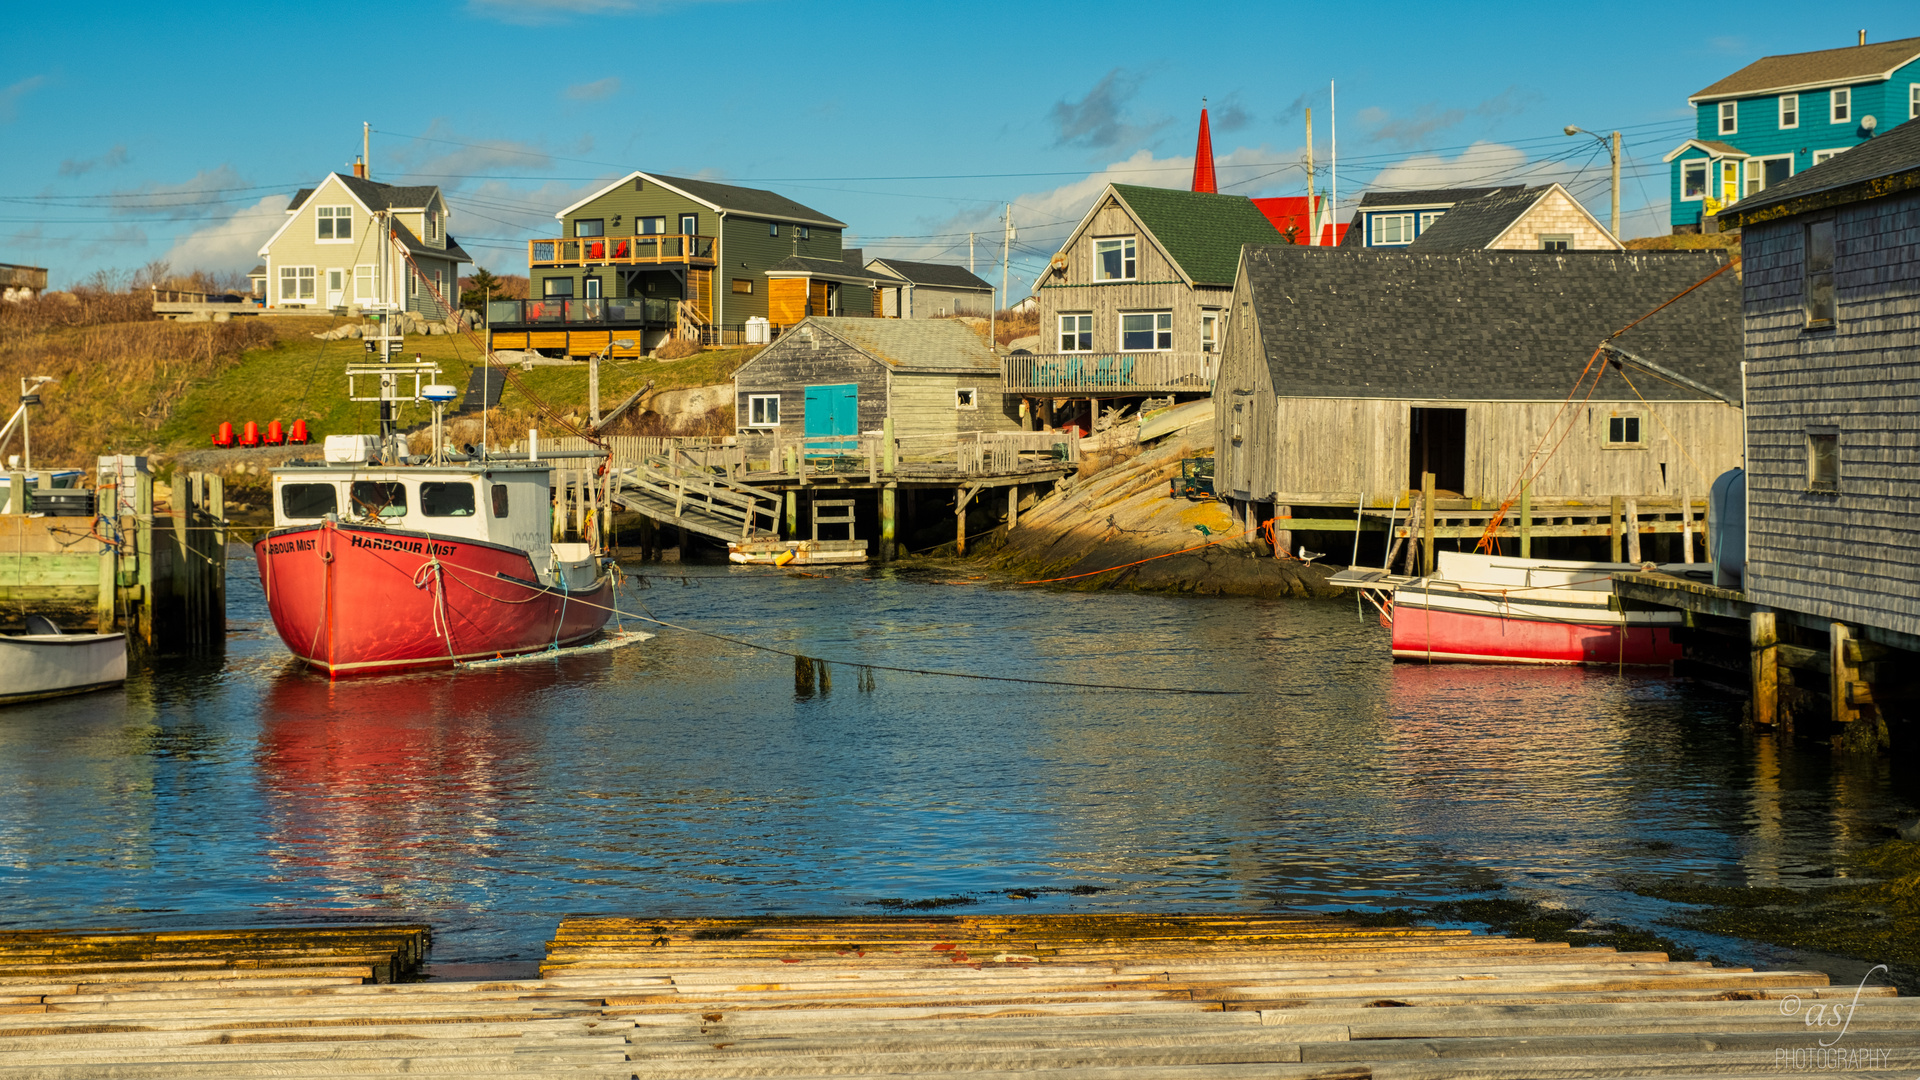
[{"x1": 0, "y1": 916, "x2": 1903, "y2": 1078}]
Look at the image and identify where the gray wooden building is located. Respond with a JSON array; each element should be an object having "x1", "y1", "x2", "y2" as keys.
[
  {"x1": 1213, "y1": 245, "x2": 1744, "y2": 550},
  {"x1": 1719, "y1": 116, "x2": 1920, "y2": 646},
  {"x1": 733, "y1": 317, "x2": 1019, "y2": 450},
  {"x1": 864, "y1": 258, "x2": 995, "y2": 318}
]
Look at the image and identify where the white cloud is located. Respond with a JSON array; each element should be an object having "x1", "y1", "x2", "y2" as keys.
[
  {"x1": 381, "y1": 121, "x2": 555, "y2": 180},
  {"x1": 1366, "y1": 140, "x2": 1590, "y2": 193},
  {"x1": 566, "y1": 77, "x2": 621, "y2": 101},
  {"x1": 59, "y1": 143, "x2": 130, "y2": 177},
  {"x1": 110, "y1": 166, "x2": 252, "y2": 221},
  {"x1": 1, "y1": 75, "x2": 47, "y2": 123},
  {"x1": 162, "y1": 194, "x2": 286, "y2": 275}
]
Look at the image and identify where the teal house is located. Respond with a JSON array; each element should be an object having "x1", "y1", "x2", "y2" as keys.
[{"x1": 1665, "y1": 34, "x2": 1920, "y2": 232}]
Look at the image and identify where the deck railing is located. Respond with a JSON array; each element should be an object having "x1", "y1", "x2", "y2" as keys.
[
  {"x1": 486, "y1": 298, "x2": 675, "y2": 326},
  {"x1": 1002, "y1": 351, "x2": 1216, "y2": 394},
  {"x1": 529, "y1": 234, "x2": 716, "y2": 267}
]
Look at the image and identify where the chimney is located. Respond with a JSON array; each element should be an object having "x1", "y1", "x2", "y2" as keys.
[
  {"x1": 1859, "y1": 29, "x2": 1866, "y2": 45},
  {"x1": 1191, "y1": 101, "x2": 1217, "y2": 194},
  {"x1": 353, "y1": 157, "x2": 367, "y2": 179}
]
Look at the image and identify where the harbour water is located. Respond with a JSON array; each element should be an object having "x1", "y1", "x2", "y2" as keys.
[{"x1": 1, "y1": 551, "x2": 1914, "y2": 971}]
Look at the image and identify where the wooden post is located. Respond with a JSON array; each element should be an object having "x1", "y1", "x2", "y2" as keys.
[
  {"x1": 880, "y1": 484, "x2": 896, "y2": 562},
  {"x1": 207, "y1": 473, "x2": 226, "y2": 641},
  {"x1": 1007, "y1": 483, "x2": 1019, "y2": 530},
  {"x1": 1518, "y1": 479, "x2": 1532, "y2": 559},
  {"x1": 572, "y1": 470, "x2": 585, "y2": 540},
  {"x1": 956, "y1": 486, "x2": 968, "y2": 555},
  {"x1": 883, "y1": 417, "x2": 896, "y2": 475},
  {"x1": 1421, "y1": 471, "x2": 1436, "y2": 576},
  {"x1": 1609, "y1": 495, "x2": 1623, "y2": 562},
  {"x1": 1273, "y1": 504, "x2": 1291, "y2": 559},
  {"x1": 784, "y1": 489, "x2": 798, "y2": 537},
  {"x1": 95, "y1": 495, "x2": 117, "y2": 630},
  {"x1": 1750, "y1": 612, "x2": 1779, "y2": 728},
  {"x1": 135, "y1": 470, "x2": 154, "y2": 646},
  {"x1": 1681, "y1": 485, "x2": 1696, "y2": 563},
  {"x1": 1625, "y1": 497, "x2": 1641, "y2": 564},
  {"x1": 678, "y1": 524, "x2": 691, "y2": 563},
  {"x1": 1831, "y1": 622, "x2": 1861, "y2": 725},
  {"x1": 3, "y1": 470, "x2": 22, "y2": 514}
]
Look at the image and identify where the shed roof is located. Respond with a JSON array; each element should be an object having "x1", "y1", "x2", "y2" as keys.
[
  {"x1": 1720, "y1": 116, "x2": 1920, "y2": 225},
  {"x1": 766, "y1": 255, "x2": 889, "y2": 285},
  {"x1": 865, "y1": 258, "x2": 994, "y2": 291},
  {"x1": 781, "y1": 317, "x2": 999, "y2": 374},
  {"x1": 1689, "y1": 36, "x2": 1920, "y2": 102},
  {"x1": 1236, "y1": 246, "x2": 1741, "y2": 402},
  {"x1": 1107, "y1": 184, "x2": 1283, "y2": 285}
]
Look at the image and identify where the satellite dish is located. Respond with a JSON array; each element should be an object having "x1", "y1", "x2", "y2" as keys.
[
  {"x1": 1861, "y1": 114, "x2": 1878, "y2": 132},
  {"x1": 1049, "y1": 253, "x2": 1068, "y2": 273}
]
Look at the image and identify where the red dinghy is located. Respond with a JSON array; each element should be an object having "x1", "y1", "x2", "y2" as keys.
[{"x1": 256, "y1": 462, "x2": 613, "y2": 677}]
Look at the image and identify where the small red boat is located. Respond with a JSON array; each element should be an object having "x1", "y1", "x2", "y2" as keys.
[{"x1": 255, "y1": 461, "x2": 613, "y2": 676}]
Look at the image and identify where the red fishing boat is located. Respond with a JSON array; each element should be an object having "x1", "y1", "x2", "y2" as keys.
[{"x1": 255, "y1": 458, "x2": 614, "y2": 676}]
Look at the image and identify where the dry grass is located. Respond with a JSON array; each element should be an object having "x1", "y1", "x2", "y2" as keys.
[
  {"x1": 994, "y1": 307, "x2": 1038, "y2": 346},
  {"x1": 1624, "y1": 232, "x2": 1741, "y2": 251},
  {"x1": 655, "y1": 334, "x2": 704, "y2": 361},
  {"x1": 0, "y1": 289, "x2": 156, "y2": 334}
]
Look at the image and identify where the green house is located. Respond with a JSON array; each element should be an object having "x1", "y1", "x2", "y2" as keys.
[{"x1": 490, "y1": 171, "x2": 854, "y2": 358}]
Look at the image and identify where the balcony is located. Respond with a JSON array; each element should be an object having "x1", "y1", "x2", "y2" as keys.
[
  {"x1": 1002, "y1": 351, "x2": 1216, "y2": 395},
  {"x1": 487, "y1": 297, "x2": 676, "y2": 327},
  {"x1": 528, "y1": 234, "x2": 716, "y2": 268}
]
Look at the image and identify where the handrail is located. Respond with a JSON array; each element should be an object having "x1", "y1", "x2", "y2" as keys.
[{"x1": 529, "y1": 234, "x2": 717, "y2": 267}]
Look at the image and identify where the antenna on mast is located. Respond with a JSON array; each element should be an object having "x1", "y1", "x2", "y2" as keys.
[{"x1": 362, "y1": 122, "x2": 370, "y2": 180}]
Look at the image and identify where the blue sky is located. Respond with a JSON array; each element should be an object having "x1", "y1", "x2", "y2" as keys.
[{"x1": 3, "y1": 1, "x2": 1914, "y2": 296}]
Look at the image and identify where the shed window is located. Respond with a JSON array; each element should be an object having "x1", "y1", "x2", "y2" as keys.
[
  {"x1": 746, "y1": 394, "x2": 780, "y2": 427},
  {"x1": 1119, "y1": 311, "x2": 1172, "y2": 351},
  {"x1": 1831, "y1": 87, "x2": 1851, "y2": 124},
  {"x1": 1606, "y1": 413, "x2": 1643, "y2": 446},
  {"x1": 421, "y1": 481, "x2": 476, "y2": 517},
  {"x1": 1805, "y1": 219, "x2": 1835, "y2": 325},
  {"x1": 1779, "y1": 94, "x2": 1798, "y2": 129},
  {"x1": 350, "y1": 481, "x2": 407, "y2": 519},
  {"x1": 1059, "y1": 314, "x2": 1093, "y2": 352},
  {"x1": 955, "y1": 388, "x2": 977, "y2": 410},
  {"x1": 1808, "y1": 428, "x2": 1838, "y2": 491},
  {"x1": 1094, "y1": 237, "x2": 1136, "y2": 280},
  {"x1": 1682, "y1": 160, "x2": 1708, "y2": 200},
  {"x1": 316, "y1": 205, "x2": 353, "y2": 241},
  {"x1": 281, "y1": 483, "x2": 337, "y2": 519},
  {"x1": 575, "y1": 219, "x2": 604, "y2": 238},
  {"x1": 492, "y1": 484, "x2": 510, "y2": 518}
]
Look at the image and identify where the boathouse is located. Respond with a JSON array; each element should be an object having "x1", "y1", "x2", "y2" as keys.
[
  {"x1": 1213, "y1": 245, "x2": 1745, "y2": 556},
  {"x1": 1717, "y1": 117, "x2": 1920, "y2": 647}
]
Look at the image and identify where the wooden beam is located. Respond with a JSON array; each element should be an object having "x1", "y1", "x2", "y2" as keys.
[
  {"x1": 1421, "y1": 471, "x2": 1435, "y2": 576},
  {"x1": 1750, "y1": 612, "x2": 1778, "y2": 728},
  {"x1": 1518, "y1": 480, "x2": 1531, "y2": 559},
  {"x1": 1610, "y1": 495, "x2": 1623, "y2": 563},
  {"x1": 1832, "y1": 622, "x2": 1862, "y2": 724}
]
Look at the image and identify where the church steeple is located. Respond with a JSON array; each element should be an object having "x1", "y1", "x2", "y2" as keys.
[{"x1": 1191, "y1": 99, "x2": 1217, "y2": 194}]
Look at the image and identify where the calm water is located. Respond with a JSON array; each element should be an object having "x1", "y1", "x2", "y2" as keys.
[{"x1": 1, "y1": 550, "x2": 1914, "y2": 968}]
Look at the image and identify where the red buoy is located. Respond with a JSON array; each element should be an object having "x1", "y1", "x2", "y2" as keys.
[
  {"x1": 212, "y1": 421, "x2": 235, "y2": 447},
  {"x1": 239, "y1": 421, "x2": 261, "y2": 447},
  {"x1": 265, "y1": 420, "x2": 286, "y2": 445},
  {"x1": 288, "y1": 419, "x2": 310, "y2": 444}
]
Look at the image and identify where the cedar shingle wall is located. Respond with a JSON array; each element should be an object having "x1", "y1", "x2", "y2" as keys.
[{"x1": 1742, "y1": 189, "x2": 1920, "y2": 637}]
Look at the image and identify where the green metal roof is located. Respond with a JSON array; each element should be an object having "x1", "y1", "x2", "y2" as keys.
[{"x1": 1109, "y1": 184, "x2": 1284, "y2": 286}]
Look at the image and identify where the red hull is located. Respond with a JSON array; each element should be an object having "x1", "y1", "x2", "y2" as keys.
[
  {"x1": 1390, "y1": 606, "x2": 1680, "y2": 666},
  {"x1": 255, "y1": 521, "x2": 612, "y2": 676}
]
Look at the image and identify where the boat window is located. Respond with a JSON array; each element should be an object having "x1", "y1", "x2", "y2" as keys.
[
  {"x1": 492, "y1": 484, "x2": 509, "y2": 518},
  {"x1": 349, "y1": 481, "x2": 407, "y2": 519},
  {"x1": 280, "y1": 483, "x2": 337, "y2": 519},
  {"x1": 420, "y1": 481, "x2": 476, "y2": 517}
]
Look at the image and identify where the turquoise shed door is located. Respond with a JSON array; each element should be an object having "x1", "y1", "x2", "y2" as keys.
[{"x1": 803, "y1": 383, "x2": 858, "y2": 452}]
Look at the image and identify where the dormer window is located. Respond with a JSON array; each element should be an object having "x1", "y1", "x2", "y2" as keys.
[
  {"x1": 426, "y1": 209, "x2": 441, "y2": 243},
  {"x1": 1779, "y1": 94, "x2": 1798, "y2": 129},
  {"x1": 316, "y1": 205, "x2": 353, "y2": 241},
  {"x1": 1831, "y1": 87, "x2": 1851, "y2": 124},
  {"x1": 1094, "y1": 237, "x2": 1136, "y2": 280},
  {"x1": 1718, "y1": 101, "x2": 1737, "y2": 135}
]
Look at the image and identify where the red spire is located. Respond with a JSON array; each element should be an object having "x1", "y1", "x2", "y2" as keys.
[{"x1": 1191, "y1": 104, "x2": 1217, "y2": 194}]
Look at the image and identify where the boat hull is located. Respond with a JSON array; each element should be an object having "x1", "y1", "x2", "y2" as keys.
[
  {"x1": 255, "y1": 521, "x2": 613, "y2": 677},
  {"x1": 1390, "y1": 597, "x2": 1680, "y2": 666},
  {"x1": 0, "y1": 633, "x2": 128, "y2": 706}
]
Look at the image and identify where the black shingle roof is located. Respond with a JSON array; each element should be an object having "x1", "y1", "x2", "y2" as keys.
[
  {"x1": 1721, "y1": 116, "x2": 1920, "y2": 224},
  {"x1": 288, "y1": 175, "x2": 441, "y2": 213},
  {"x1": 647, "y1": 173, "x2": 845, "y2": 228},
  {"x1": 768, "y1": 255, "x2": 886, "y2": 284},
  {"x1": 1338, "y1": 186, "x2": 1528, "y2": 247},
  {"x1": 865, "y1": 258, "x2": 994, "y2": 291},
  {"x1": 1238, "y1": 246, "x2": 1741, "y2": 401},
  {"x1": 1404, "y1": 186, "x2": 1550, "y2": 251}
]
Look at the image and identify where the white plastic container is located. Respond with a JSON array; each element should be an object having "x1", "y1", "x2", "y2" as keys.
[{"x1": 322, "y1": 434, "x2": 380, "y2": 464}]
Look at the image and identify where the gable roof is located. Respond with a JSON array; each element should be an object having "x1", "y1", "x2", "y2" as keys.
[
  {"x1": 1661, "y1": 139, "x2": 1749, "y2": 163},
  {"x1": 1234, "y1": 246, "x2": 1741, "y2": 402},
  {"x1": 864, "y1": 258, "x2": 994, "y2": 291},
  {"x1": 1689, "y1": 36, "x2": 1920, "y2": 102},
  {"x1": 552, "y1": 171, "x2": 845, "y2": 229},
  {"x1": 1404, "y1": 183, "x2": 1620, "y2": 252},
  {"x1": 286, "y1": 174, "x2": 440, "y2": 214},
  {"x1": 1338, "y1": 186, "x2": 1527, "y2": 247},
  {"x1": 391, "y1": 217, "x2": 470, "y2": 266},
  {"x1": 753, "y1": 317, "x2": 999, "y2": 374},
  {"x1": 1105, "y1": 184, "x2": 1283, "y2": 286},
  {"x1": 1720, "y1": 116, "x2": 1920, "y2": 227}
]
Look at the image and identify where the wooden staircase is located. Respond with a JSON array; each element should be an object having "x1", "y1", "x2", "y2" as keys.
[{"x1": 609, "y1": 449, "x2": 779, "y2": 542}]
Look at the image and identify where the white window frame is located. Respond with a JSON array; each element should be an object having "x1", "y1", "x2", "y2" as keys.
[
  {"x1": 1779, "y1": 93, "x2": 1799, "y2": 129},
  {"x1": 1604, "y1": 411, "x2": 1645, "y2": 448},
  {"x1": 1718, "y1": 100, "x2": 1738, "y2": 135},
  {"x1": 1417, "y1": 210, "x2": 1444, "y2": 231},
  {"x1": 433, "y1": 268, "x2": 446, "y2": 302},
  {"x1": 954, "y1": 388, "x2": 978, "y2": 410},
  {"x1": 425, "y1": 208, "x2": 441, "y2": 243},
  {"x1": 582, "y1": 275, "x2": 598, "y2": 300},
  {"x1": 1201, "y1": 310, "x2": 1220, "y2": 354},
  {"x1": 1831, "y1": 86, "x2": 1851, "y2": 124},
  {"x1": 1117, "y1": 310, "x2": 1173, "y2": 352},
  {"x1": 1059, "y1": 313, "x2": 1093, "y2": 352},
  {"x1": 315, "y1": 205, "x2": 354, "y2": 243},
  {"x1": 745, "y1": 394, "x2": 781, "y2": 428},
  {"x1": 325, "y1": 267, "x2": 345, "y2": 301},
  {"x1": 1681, "y1": 159, "x2": 1709, "y2": 201},
  {"x1": 353, "y1": 264, "x2": 376, "y2": 302},
  {"x1": 1911, "y1": 82, "x2": 1919, "y2": 120},
  {"x1": 1540, "y1": 234, "x2": 1573, "y2": 252},
  {"x1": 1093, "y1": 236, "x2": 1137, "y2": 281},
  {"x1": 1812, "y1": 147, "x2": 1849, "y2": 165},
  {"x1": 409, "y1": 267, "x2": 420, "y2": 298},
  {"x1": 1372, "y1": 213, "x2": 1415, "y2": 245},
  {"x1": 1746, "y1": 154, "x2": 1794, "y2": 197},
  {"x1": 279, "y1": 265, "x2": 315, "y2": 303}
]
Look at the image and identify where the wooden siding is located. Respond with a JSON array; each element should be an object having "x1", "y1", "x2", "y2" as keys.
[
  {"x1": 891, "y1": 372, "x2": 1022, "y2": 441},
  {"x1": 733, "y1": 336, "x2": 888, "y2": 442},
  {"x1": 1741, "y1": 188, "x2": 1920, "y2": 638},
  {"x1": 1035, "y1": 193, "x2": 1236, "y2": 362},
  {"x1": 768, "y1": 278, "x2": 806, "y2": 325},
  {"x1": 1487, "y1": 187, "x2": 1618, "y2": 251},
  {"x1": 720, "y1": 214, "x2": 845, "y2": 324},
  {"x1": 262, "y1": 176, "x2": 459, "y2": 320}
]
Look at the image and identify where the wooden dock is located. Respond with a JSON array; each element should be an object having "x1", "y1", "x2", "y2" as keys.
[{"x1": 2, "y1": 914, "x2": 1908, "y2": 1078}]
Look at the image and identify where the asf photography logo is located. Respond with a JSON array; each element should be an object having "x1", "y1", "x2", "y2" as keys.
[{"x1": 1774, "y1": 964, "x2": 1907, "y2": 1072}]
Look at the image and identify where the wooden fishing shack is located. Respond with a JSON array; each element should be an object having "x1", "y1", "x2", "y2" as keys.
[{"x1": 1212, "y1": 245, "x2": 1745, "y2": 563}]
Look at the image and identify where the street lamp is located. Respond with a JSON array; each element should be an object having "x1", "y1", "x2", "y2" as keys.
[{"x1": 1565, "y1": 125, "x2": 1621, "y2": 241}]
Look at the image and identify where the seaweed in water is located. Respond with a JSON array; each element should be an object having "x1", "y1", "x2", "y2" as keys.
[
  {"x1": 865, "y1": 896, "x2": 980, "y2": 911},
  {"x1": 1337, "y1": 898, "x2": 1699, "y2": 962}
]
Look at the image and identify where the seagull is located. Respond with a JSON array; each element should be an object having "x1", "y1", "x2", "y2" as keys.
[{"x1": 1297, "y1": 544, "x2": 1325, "y2": 564}]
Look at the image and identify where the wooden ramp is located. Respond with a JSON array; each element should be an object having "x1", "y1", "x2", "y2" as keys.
[
  {"x1": 0, "y1": 915, "x2": 1911, "y2": 1079},
  {"x1": 610, "y1": 452, "x2": 780, "y2": 543}
]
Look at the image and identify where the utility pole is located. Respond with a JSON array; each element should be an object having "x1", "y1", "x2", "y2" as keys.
[
  {"x1": 363, "y1": 122, "x2": 370, "y2": 180},
  {"x1": 969, "y1": 231, "x2": 975, "y2": 274},
  {"x1": 1610, "y1": 129, "x2": 1621, "y2": 240},
  {"x1": 1304, "y1": 108, "x2": 1316, "y2": 246},
  {"x1": 1000, "y1": 205, "x2": 1013, "y2": 307},
  {"x1": 1330, "y1": 81, "x2": 1337, "y2": 249}
]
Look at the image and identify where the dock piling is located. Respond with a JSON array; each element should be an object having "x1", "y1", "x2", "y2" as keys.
[
  {"x1": 1625, "y1": 498, "x2": 1641, "y2": 563},
  {"x1": 1609, "y1": 495, "x2": 1624, "y2": 562},
  {"x1": 1518, "y1": 480, "x2": 1531, "y2": 558},
  {"x1": 1750, "y1": 612, "x2": 1779, "y2": 728},
  {"x1": 1420, "y1": 471, "x2": 1435, "y2": 575}
]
